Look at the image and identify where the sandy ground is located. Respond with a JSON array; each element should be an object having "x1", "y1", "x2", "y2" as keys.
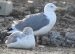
[{"x1": 0, "y1": 44, "x2": 75, "y2": 54}]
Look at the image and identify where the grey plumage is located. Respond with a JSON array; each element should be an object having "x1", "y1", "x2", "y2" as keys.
[
  {"x1": 15, "y1": 13, "x2": 49, "y2": 31},
  {"x1": 6, "y1": 32, "x2": 22, "y2": 44}
]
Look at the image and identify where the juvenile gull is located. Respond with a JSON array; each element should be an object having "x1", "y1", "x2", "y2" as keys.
[
  {"x1": 8, "y1": 3, "x2": 57, "y2": 35},
  {"x1": 5, "y1": 27, "x2": 35, "y2": 49}
]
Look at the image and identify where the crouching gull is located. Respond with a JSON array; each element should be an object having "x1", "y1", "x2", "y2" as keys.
[
  {"x1": 8, "y1": 3, "x2": 58, "y2": 35},
  {"x1": 5, "y1": 27, "x2": 35, "y2": 49}
]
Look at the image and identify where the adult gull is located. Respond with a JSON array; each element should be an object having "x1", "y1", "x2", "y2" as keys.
[{"x1": 8, "y1": 3, "x2": 58, "y2": 35}]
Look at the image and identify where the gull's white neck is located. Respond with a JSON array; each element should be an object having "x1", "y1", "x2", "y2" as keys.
[
  {"x1": 44, "y1": 11, "x2": 56, "y2": 18},
  {"x1": 43, "y1": 8, "x2": 57, "y2": 32},
  {"x1": 44, "y1": 10, "x2": 56, "y2": 24}
]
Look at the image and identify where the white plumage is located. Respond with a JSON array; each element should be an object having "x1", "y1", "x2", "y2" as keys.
[{"x1": 5, "y1": 27, "x2": 35, "y2": 49}]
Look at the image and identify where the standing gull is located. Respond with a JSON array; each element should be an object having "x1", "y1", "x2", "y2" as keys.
[
  {"x1": 8, "y1": 3, "x2": 58, "y2": 35},
  {"x1": 5, "y1": 27, "x2": 35, "y2": 49}
]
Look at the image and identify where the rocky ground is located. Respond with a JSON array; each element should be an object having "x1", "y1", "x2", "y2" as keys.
[
  {"x1": 0, "y1": 0, "x2": 75, "y2": 54},
  {"x1": 0, "y1": 44, "x2": 75, "y2": 54}
]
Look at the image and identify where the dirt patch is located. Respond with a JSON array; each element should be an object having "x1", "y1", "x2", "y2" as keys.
[{"x1": 0, "y1": 44, "x2": 75, "y2": 54}]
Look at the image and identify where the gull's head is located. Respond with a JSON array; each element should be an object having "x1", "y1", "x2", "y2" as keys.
[
  {"x1": 44, "y1": 3, "x2": 57, "y2": 12},
  {"x1": 23, "y1": 27, "x2": 34, "y2": 35}
]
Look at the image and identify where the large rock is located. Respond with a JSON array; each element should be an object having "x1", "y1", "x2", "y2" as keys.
[
  {"x1": 66, "y1": 32, "x2": 75, "y2": 41},
  {"x1": 49, "y1": 31, "x2": 65, "y2": 46},
  {"x1": 0, "y1": 1, "x2": 13, "y2": 15}
]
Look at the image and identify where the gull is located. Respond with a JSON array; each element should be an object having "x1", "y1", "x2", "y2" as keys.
[
  {"x1": 5, "y1": 27, "x2": 35, "y2": 49},
  {"x1": 8, "y1": 3, "x2": 60, "y2": 36}
]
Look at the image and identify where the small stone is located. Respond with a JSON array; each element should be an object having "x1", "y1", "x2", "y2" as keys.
[
  {"x1": 0, "y1": 30, "x2": 11, "y2": 43},
  {"x1": 0, "y1": 18, "x2": 4, "y2": 22},
  {"x1": 5, "y1": 17, "x2": 14, "y2": 21},
  {"x1": 0, "y1": 23, "x2": 2, "y2": 26},
  {"x1": 37, "y1": 45, "x2": 45, "y2": 48}
]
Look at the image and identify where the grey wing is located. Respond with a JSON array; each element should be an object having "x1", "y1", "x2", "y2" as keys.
[
  {"x1": 6, "y1": 32, "x2": 21, "y2": 44},
  {"x1": 15, "y1": 13, "x2": 49, "y2": 31}
]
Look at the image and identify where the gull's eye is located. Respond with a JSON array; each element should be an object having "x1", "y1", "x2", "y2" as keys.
[{"x1": 50, "y1": 6, "x2": 53, "y2": 8}]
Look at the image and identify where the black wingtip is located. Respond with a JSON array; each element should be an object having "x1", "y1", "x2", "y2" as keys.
[{"x1": 7, "y1": 27, "x2": 13, "y2": 31}]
